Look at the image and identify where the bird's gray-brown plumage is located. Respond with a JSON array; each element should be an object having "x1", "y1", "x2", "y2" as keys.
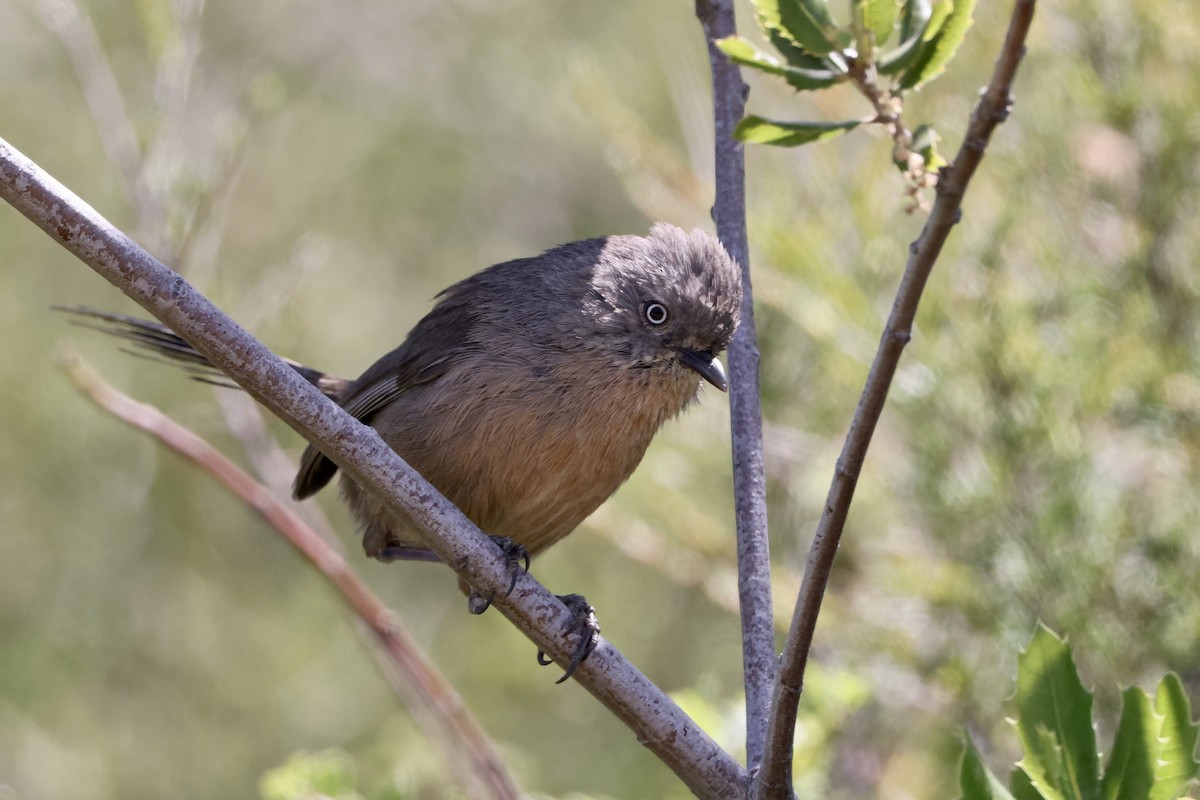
[
  {"x1": 307, "y1": 223, "x2": 742, "y2": 561},
  {"x1": 63, "y1": 222, "x2": 740, "y2": 584}
]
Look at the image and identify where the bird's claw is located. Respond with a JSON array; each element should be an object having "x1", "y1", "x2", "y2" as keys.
[
  {"x1": 537, "y1": 593, "x2": 600, "y2": 683},
  {"x1": 467, "y1": 535, "x2": 530, "y2": 615}
]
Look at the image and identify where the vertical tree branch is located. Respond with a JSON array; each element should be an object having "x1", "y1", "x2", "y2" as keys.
[
  {"x1": 696, "y1": 0, "x2": 776, "y2": 773},
  {"x1": 755, "y1": 3, "x2": 1038, "y2": 797}
]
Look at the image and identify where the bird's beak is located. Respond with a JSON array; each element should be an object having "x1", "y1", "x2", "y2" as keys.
[{"x1": 678, "y1": 348, "x2": 728, "y2": 392}]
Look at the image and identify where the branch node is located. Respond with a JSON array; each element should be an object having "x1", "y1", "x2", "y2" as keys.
[{"x1": 993, "y1": 95, "x2": 1015, "y2": 123}]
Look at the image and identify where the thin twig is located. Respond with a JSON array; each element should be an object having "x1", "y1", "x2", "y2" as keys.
[
  {"x1": 23, "y1": 0, "x2": 142, "y2": 201},
  {"x1": 844, "y1": 59, "x2": 936, "y2": 212},
  {"x1": 61, "y1": 352, "x2": 520, "y2": 800},
  {"x1": 755, "y1": 3, "x2": 1037, "y2": 797},
  {"x1": 846, "y1": 61, "x2": 910, "y2": 152},
  {"x1": 0, "y1": 138, "x2": 745, "y2": 799},
  {"x1": 173, "y1": 123, "x2": 252, "y2": 286},
  {"x1": 695, "y1": 0, "x2": 776, "y2": 774},
  {"x1": 134, "y1": 0, "x2": 206, "y2": 260}
]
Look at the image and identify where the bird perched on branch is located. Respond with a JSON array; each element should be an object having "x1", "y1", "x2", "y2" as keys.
[{"x1": 64, "y1": 222, "x2": 742, "y2": 679}]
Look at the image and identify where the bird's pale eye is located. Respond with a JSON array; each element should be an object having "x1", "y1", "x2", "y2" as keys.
[{"x1": 644, "y1": 302, "x2": 669, "y2": 326}]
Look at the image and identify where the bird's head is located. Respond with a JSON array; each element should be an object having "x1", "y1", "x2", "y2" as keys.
[{"x1": 582, "y1": 223, "x2": 742, "y2": 391}]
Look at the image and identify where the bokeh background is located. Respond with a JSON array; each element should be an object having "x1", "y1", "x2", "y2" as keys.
[{"x1": 2, "y1": 0, "x2": 1199, "y2": 798}]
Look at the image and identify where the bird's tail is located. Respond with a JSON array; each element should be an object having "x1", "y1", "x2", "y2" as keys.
[{"x1": 55, "y1": 306, "x2": 349, "y2": 399}]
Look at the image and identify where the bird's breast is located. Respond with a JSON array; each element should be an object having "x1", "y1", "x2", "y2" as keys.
[{"x1": 375, "y1": 355, "x2": 701, "y2": 555}]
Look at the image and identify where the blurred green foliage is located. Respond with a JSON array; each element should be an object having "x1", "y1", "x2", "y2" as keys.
[
  {"x1": 2, "y1": 0, "x2": 1199, "y2": 798},
  {"x1": 260, "y1": 750, "x2": 365, "y2": 800}
]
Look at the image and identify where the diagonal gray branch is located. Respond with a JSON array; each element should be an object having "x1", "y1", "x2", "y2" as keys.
[
  {"x1": 695, "y1": 0, "x2": 777, "y2": 774},
  {"x1": 0, "y1": 137, "x2": 746, "y2": 800},
  {"x1": 755, "y1": 2, "x2": 1039, "y2": 797}
]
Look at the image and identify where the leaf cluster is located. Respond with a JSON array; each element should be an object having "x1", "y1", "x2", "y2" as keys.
[
  {"x1": 717, "y1": 0, "x2": 974, "y2": 189},
  {"x1": 959, "y1": 625, "x2": 1200, "y2": 800}
]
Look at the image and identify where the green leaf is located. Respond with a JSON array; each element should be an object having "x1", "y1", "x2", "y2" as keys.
[
  {"x1": 1011, "y1": 624, "x2": 1101, "y2": 800},
  {"x1": 898, "y1": 0, "x2": 977, "y2": 89},
  {"x1": 1033, "y1": 726, "x2": 1071, "y2": 798},
  {"x1": 1100, "y1": 686, "x2": 1158, "y2": 800},
  {"x1": 922, "y1": 0, "x2": 955, "y2": 40},
  {"x1": 1098, "y1": 675, "x2": 1200, "y2": 800},
  {"x1": 768, "y1": 27, "x2": 841, "y2": 70},
  {"x1": 1010, "y1": 767, "x2": 1045, "y2": 800},
  {"x1": 1149, "y1": 674, "x2": 1200, "y2": 800},
  {"x1": 734, "y1": 116, "x2": 860, "y2": 146},
  {"x1": 751, "y1": 0, "x2": 841, "y2": 56},
  {"x1": 900, "y1": 0, "x2": 934, "y2": 41},
  {"x1": 878, "y1": 0, "x2": 932, "y2": 74},
  {"x1": 959, "y1": 735, "x2": 1018, "y2": 800},
  {"x1": 907, "y1": 123, "x2": 947, "y2": 170},
  {"x1": 716, "y1": 36, "x2": 840, "y2": 90},
  {"x1": 852, "y1": 0, "x2": 898, "y2": 47}
]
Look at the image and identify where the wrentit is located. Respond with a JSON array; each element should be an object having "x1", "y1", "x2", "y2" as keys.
[{"x1": 68, "y1": 222, "x2": 742, "y2": 678}]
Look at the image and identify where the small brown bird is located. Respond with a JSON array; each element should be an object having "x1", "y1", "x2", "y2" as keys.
[{"x1": 66, "y1": 222, "x2": 742, "y2": 678}]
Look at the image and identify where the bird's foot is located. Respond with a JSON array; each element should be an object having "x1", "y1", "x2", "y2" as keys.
[
  {"x1": 466, "y1": 535, "x2": 530, "y2": 615},
  {"x1": 537, "y1": 593, "x2": 600, "y2": 684}
]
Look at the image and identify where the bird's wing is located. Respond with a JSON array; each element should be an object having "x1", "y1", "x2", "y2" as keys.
[{"x1": 292, "y1": 286, "x2": 477, "y2": 500}]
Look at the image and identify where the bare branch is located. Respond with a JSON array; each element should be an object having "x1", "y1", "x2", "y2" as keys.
[
  {"x1": 756, "y1": 3, "x2": 1038, "y2": 797},
  {"x1": 695, "y1": 0, "x2": 776, "y2": 773},
  {"x1": 61, "y1": 352, "x2": 521, "y2": 800},
  {"x1": 0, "y1": 138, "x2": 745, "y2": 799}
]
